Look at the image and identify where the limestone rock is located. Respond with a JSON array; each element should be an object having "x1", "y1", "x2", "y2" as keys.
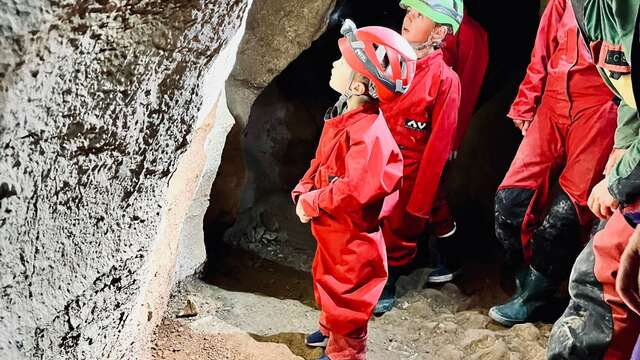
[
  {"x1": 0, "y1": 0, "x2": 251, "y2": 358},
  {"x1": 176, "y1": 298, "x2": 199, "y2": 318}
]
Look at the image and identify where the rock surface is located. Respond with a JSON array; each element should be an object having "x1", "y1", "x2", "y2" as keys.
[
  {"x1": 204, "y1": 0, "x2": 336, "y2": 247},
  {"x1": 0, "y1": 0, "x2": 250, "y2": 358},
  {"x1": 152, "y1": 318, "x2": 301, "y2": 360},
  {"x1": 166, "y1": 275, "x2": 550, "y2": 360}
]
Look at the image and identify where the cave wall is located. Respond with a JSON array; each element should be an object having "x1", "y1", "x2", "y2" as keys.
[
  {"x1": 203, "y1": 0, "x2": 337, "y2": 251},
  {"x1": 0, "y1": 0, "x2": 250, "y2": 358},
  {"x1": 211, "y1": 0, "x2": 543, "y2": 266}
]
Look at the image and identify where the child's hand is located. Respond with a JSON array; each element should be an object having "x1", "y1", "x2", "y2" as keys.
[
  {"x1": 296, "y1": 200, "x2": 312, "y2": 223},
  {"x1": 587, "y1": 178, "x2": 619, "y2": 219},
  {"x1": 513, "y1": 120, "x2": 531, "y2": 136}
]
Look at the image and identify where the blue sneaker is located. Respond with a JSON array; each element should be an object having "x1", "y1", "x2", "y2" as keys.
[
  {"x1": 318, "y1": 356, "x2": 331, "y2": 360},
  {"x1": 305, "y1": 330, "x2": 328, "y2": 347},
  {"x1": 426, "y1": 264, "x2": 461, "y2": 284}
]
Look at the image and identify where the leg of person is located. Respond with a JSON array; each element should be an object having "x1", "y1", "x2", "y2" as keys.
[
  {"x1": 427, "y1": 189, "x2": 461, "y2": 284},
  {"x1": 538, "y1": 100, "x2": 616, "y2": 277},
  {"x1": 382, "y1": 176, "x2": 427, "y2": 269},
  {"x1": 548, "y1": 211, "x2": 640, "y2": 359},
  {"x1": 376, "y1": 178, "x2": 428, "y2": 315},
  {"x1": 558, "y1": 100, "x2": 616, "y2": 227},
  {"x1": 490, "y1": 188, "x2": 579, "y2": 326},
  {"x1": 325, "y1": 331, "x2": 367, "y2": 360},
  {"x1": 315, "y1": 223, "x2": 387, "y2": 360},
  {"x1": 491, "y1": 100, "x2": 614, "y2": 328},
  {"x1": 494, "y1": 106, "x2": 564, "y2": 281},
  {"x1": 307, "y1": 248, "x2": 330, "y2": 348}
]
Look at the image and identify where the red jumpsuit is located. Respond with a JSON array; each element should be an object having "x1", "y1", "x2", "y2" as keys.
[
  {"x1": 379, "y1": 50, "x2": 461, "y2": 267},
  {"x1": 495, "y1": 0, "x2": 616, "y2": 273},
  {"x1": 291, "y1": 103, "x2": 403, "y2": 360},
  {"x1": 428, "y1": 12, "x2": 489, "y2": 241},
  {"x1": 442, "y1": 10, "x2": 490, "y2": 151}
]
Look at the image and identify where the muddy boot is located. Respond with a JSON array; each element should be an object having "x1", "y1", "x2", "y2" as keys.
[
  {"x1": 501, "y1": 266, "x2": 529, "y2": 299},
  {"x1": 373, "y1": 268, "x2": 400, "y2": 316},
  {"x1": 426, "y1": 234, "x2": 462, "y2": 284},
  {"x1": 489, "y1": 266, "x2": 557, "y2": 326}
]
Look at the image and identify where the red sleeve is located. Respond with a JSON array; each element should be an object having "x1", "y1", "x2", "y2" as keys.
[
  {"x1": 451, "y1": 16, "x2": 489, "y2": 150},
  {"x1": 291, "y1": 157, "x2": 320, "y2": 204},
  {"x1": 406, "y1": 71, "x2": 461, "y2": 218},
  {"x1": 298, "y1": 120, "x2": 403, "y2": 218},
  {"x1": 507, "y1": 0, "x2": 564, "y2": 121}
]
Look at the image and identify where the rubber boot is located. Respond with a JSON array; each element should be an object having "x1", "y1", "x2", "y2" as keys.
[
  {"x1": 373, "y1": 268, "x2": 400, "y2": 316},
  {"x1": 489, "y1": 266, "x2": 557, "y2": 326},
  {"x1": 512, "y1": 266, "x2": 529, "y2": 298},
  {"x1": 427, "y1": 232, "x2": 462, "y2": 284}
]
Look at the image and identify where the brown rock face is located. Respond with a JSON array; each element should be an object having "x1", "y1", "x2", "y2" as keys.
[
  {"x1": 0, "y1": 0, "x2": 249, "y2": 358},
  {"x1": 204, "y1": 0, "x2": 336, "y2": 248}
]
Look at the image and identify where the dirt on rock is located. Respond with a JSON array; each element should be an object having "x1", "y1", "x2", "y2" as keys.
[
  {"x1": 152, "y1": 319, "x2": 247, "y2": 360},
  {"x1": 155, "y1": 242, "x2": 554, "y2": 360},
  {"x1": 152, "y1": 318, "x2": 303, "y2": 360}
]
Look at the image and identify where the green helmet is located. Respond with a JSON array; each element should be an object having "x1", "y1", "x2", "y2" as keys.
[{"x1": 400, "y1": 0, "x2": 464, "y2": 34}]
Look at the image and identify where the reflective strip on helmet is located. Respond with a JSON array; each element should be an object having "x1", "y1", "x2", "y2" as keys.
[
  {"x1": 352, "y1": 41, "x2": 365, "y2": 49},
  {"x1": 340, "y1": 18, "x2": 403, "y2": 95},
  {"x1": 395, "y1": 79, "x2": 404, "y2": 92}
]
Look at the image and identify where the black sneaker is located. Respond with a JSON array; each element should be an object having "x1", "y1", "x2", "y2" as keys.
[{"x1": 426, "y1": 264, "x2": 462, "y2": 284}]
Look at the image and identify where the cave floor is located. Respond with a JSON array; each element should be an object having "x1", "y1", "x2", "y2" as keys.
[{"x1": 152, "y1": 242, "x2": 563, "y2": 360}]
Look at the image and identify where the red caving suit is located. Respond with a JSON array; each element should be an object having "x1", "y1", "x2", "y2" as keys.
[
  {"x1": 498, "y1": 0, "x2": 617, "y2": 260},
  {"x1": 379, "y1": 49, "x2": 461, "y2": 267},
  {"x1": 427, "y1": 12, "x2": 489, "y2": 242},
  {"x1": 291, "y1": 103, "x2": 403, "y2": 360},
  {"x1": 442, "y1": 10, "x2": 490, "y2": 151}
]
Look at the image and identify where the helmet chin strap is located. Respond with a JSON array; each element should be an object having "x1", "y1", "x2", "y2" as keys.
[
  {"x1": 326, "y1": 71, "x2": 357, "y2": 119},
  {"x1": 412, "y1": 32, "x2": 443, "y2": 53}
]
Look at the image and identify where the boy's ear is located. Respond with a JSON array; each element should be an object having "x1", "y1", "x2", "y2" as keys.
[
  {"x1": 350, "y1": 80, "x2": 367, "y2": 96},
  {"x1": 433, "y1": 25, "x2": 450, "y2": 40}
]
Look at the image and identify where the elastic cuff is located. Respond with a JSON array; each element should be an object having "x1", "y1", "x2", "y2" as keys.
[{"x1": 507, "y1": 113, "x2": 534, "y2": 122}]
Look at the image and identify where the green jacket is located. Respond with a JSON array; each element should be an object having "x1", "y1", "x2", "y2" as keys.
[{"x1": 572, "y1": 0, "x2": 640, "y2": 206}]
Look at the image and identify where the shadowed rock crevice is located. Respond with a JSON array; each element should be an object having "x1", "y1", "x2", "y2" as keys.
[{"x1": 206, "y1": 0, "x2": 542, "y2": 271}]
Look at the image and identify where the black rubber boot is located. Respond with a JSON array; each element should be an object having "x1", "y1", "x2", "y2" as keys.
[
  {"x1": 427, "y1": 232, "x2": 462, "y2": 284},
  {"x1": 489, "y1": 266, "x2": 558, "y2": 326}
]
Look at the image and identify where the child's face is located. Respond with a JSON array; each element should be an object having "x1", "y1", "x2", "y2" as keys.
[
  {"x1": 330, "y1": 57, "x2": 354, "y2": 94},
  {"x1": 401, "y1": 7, "x2": 436, "y2": 43}
]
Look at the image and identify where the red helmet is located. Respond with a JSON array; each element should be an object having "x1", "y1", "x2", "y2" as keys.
[{"x1": 338, "y1": 19, "x2": 417, "y2": 102}]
